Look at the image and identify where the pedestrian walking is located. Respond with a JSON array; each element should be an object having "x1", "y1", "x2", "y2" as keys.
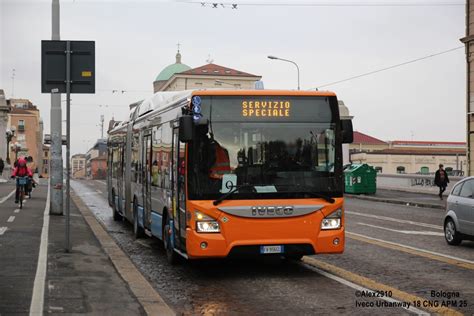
[
  {"x1": 0, "y1": 158, "x2": 4, "y2": 176},
  {"x1": 435, "y1": 164, "x2": 450, "y2": 200}
]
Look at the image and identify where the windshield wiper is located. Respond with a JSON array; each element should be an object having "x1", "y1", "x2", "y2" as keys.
[
  {"x1": 276, "y1": 184, "x2": 335, "y2": 203},
  {"x1": 213, "y1": 183, "x2": 257, "y2": 206},
  {"x1": 213, "y1": 183, "x2": 335, "y2": 205},
  {"x1": 303, "y1": 192, "x2": 335, "y2": 203}
]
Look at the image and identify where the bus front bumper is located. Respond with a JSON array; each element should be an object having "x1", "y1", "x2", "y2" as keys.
[{"x1": 185, "y1": 227, "x2": 345, "y2": 259}]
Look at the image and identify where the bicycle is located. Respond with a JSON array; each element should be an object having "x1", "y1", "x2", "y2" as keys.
[{"x1": 17, "y1": 176, "x2": 28, "y2": 209}]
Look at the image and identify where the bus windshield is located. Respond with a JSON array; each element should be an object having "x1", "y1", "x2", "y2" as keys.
[{"x1": 187, "y1": 96, "x2": 342, "y2": 200}]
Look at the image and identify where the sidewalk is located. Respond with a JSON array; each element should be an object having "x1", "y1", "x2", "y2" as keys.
[
  {"x1": 346, "y1": 189, "x2": 446, "y2": 210},
  {"x1": 44, "y1": 193, "x2": 146, "y2": 314}
]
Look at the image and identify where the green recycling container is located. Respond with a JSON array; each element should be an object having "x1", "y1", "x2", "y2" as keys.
[{"x1": 344, "y1": 164, "x2": 377, "y2": 194}]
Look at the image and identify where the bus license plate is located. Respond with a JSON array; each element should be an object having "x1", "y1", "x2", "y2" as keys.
[{"x1": 260, "y1": 245, "x2": 284, "y2": 254}]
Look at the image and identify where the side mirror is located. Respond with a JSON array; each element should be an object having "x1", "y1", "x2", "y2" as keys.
[
  {"x1": 179, "y1": 115, "x2": 194, "y2": 142},
  {"x1": 341, "y1": 119, "x2": 353, "y2": 144}
]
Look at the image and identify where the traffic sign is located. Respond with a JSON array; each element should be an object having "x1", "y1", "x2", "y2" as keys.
[{"x1": 41, "y1": 40, "x2": 95, "y2": 94}]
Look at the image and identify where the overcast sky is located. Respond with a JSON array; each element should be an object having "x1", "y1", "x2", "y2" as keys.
[{"x1": 0, "y1": 0, "x2": 466, "y2": 154}]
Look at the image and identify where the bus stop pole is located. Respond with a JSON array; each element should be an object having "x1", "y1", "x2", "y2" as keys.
[
  {"x1": 65, "y1": 40, "x2": 71, "y2": 253},
  {"x1": 50, "y1": 0, "x2": 63, "y2": 215}
]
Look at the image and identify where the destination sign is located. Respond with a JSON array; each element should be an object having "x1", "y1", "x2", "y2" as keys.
[
  {"x1": 242, "y1": 100, "x2": 291, "y2": 117},
  {"x1": 197, "y1": 96, "x2": 333, "y2": 123}
]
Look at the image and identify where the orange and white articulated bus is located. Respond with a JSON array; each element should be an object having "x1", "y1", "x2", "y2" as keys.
[{"x1": 107, "y1": 90, "x2": 353, "y2": 263}]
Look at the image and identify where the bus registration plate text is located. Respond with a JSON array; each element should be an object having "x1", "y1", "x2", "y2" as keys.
[{"x1": 260, "y1": 245, "x2": 284, "y2": 254}]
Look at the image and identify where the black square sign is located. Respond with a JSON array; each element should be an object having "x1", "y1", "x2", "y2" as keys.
[{"x1": 41, "y1": 40, "x2": 95, "y2": 94}]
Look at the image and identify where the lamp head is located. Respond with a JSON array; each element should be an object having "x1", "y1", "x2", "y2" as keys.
[{"x1": 267, "y1": 55, "x2": 278, "y2": 60}]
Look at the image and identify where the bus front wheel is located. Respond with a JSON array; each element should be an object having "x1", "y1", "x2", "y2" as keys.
[
  {"x1": 163, "y1": 223, "x2": 179, "y2": 265},
  {"x1": 284, "y1": 254, "x2": 303, "y2": 261}
]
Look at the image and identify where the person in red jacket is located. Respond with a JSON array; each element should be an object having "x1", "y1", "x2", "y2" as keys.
[{"x1": 11, "y1": 157, "x2": 33, "y2": 203}]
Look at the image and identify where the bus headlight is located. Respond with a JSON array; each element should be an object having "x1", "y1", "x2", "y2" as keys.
[
  {"x1": 196, "y1": 221, "x2": 220, "y2": 233},
  {"x1": 195, "y1": 211, "x2": 220, "y2": 233},
  {"x1": 321, "y1": 209, "x2": 342, "y2": 230}
]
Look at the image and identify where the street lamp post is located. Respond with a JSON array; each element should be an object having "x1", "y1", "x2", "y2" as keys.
[
  {"x1": 11, "y1": 142, "x2": 21, "y2": 163},
  {"x1": 267, "y1": 55, "x2": 300, "y2": 90},
  {"x1": 5, "y1": 127, "x2": 16, "y2": 164}
]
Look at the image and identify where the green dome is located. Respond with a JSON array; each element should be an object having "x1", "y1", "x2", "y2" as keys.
[{"x1": 155, "y1": 63, "x2": 191, "y2": 82}]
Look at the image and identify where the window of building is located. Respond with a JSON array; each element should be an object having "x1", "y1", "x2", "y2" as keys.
[
  {"x1": 396, "y1": 166, "x2": 405, "y2": 174},
  {"x1": 420, "y1": 166, "x2": 429, "y2": 174},
  {"x1": 375, "y1": 166, "x2": 382, "y2": 173},
  {"x1": 445, "y1": 167, "x2": 453, "y2": 175},
  {"x1": 195, "y1": 82, "x2": 203, "y2": 86},
  {"x1": 18, "y1": 120, "x2": 25, "y2": 131}
]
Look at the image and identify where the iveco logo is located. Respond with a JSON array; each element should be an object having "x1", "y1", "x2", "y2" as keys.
[{"x1": 251, "y1": 206, "x2": 294, "y2": 216}]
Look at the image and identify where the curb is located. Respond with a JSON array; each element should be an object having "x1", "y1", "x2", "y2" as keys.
[
  {"x1": 71, "y1": 191, "x2": 175, "y2": 316},
  {"x1": 346, "y1": 194, "x2": 445, "y2": 210}
]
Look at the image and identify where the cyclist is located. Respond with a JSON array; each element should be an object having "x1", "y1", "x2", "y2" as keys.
[{"x1": 11, "y1": 157, "x2": 33, "y2": 203}]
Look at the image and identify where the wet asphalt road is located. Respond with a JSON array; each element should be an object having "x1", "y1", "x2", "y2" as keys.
[{"x1": 72, "y1": 179, "x2": 474, "y2": 315}]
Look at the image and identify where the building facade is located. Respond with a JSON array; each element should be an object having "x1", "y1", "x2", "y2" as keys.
[
  {"x1": 86, "y1": 139, "x2": 107, "y2": 178},
  {"x1": 0, "y1": 90, "x2": 9, "y2": 165},
  {"x1": 352, "y1": 148, "x2": 466, "y2": 175},
  {"x1": 349, "y1": 132, "x2": 466, "y2": 174},
  {"x1": 349, "y1": 131, "x2": 389, "y2": 154},
  {"x1": 153, "y1": 50, "x2": 262, "y2": 93},
  {"x1": 90, "y1": 155, "x2": 107, "y2": 179},
  {"x1": 7, "y1": 99, "x2": 43, "y2": 171},
  {"x1": 72, "y1": 154, "x2": 86, "y2": 179}
]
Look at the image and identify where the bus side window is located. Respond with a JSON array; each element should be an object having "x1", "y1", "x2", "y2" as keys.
[
  {"x1": 151, "y1": 126, "x2": 162, "y2": 187},
  {"x1": 132, "y1": 133, "x2": 139, "y2": 183},
  {"x1": 162, "y1": 126, "x2": 172, "y2": 190}
]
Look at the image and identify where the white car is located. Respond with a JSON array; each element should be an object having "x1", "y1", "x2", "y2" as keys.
[{"x1": 444, "y1": 177, "x2": 474, "y2": 245}]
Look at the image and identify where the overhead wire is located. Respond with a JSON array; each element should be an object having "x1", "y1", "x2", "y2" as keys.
[
  {"x1": 185, "y1": 1, "x2": 463, "y2": 8},
  {"x1": 312, "y1": 46, "x2": 464, "y2": 89}
]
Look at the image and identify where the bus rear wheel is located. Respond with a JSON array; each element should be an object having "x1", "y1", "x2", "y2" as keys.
[
  {"x1": 163, "y1": 223, "x2": 179, "y2": 265},
  {"x1": 133, "y1": 200, "x2": 145, "y2": 239},
  {"x1": 112, "y1": 191, "x2": 122, "y2": 221}
]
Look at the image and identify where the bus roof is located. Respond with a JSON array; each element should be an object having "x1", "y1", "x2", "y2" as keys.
[
  {"x1": 109, "y1": 89, "x2": 337, "y2": 134},
  {"x1": 193, "y1": 90, "x2": 336, "y2": 97}
]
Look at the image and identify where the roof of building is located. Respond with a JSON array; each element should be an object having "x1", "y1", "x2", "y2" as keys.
[
  {"x1": 8, "y1": 99, "x2": 38, "y2": 110},
  {"x1": 353, "y1": 131, "x2": 387, "y2": 145},
  {"x1": 90, "y1": 154, "x2": 107, "y2": 161},
  {"x1": 10, "y1": 107, "x2": 37, "y2": 115},
  {"x1": 154, "y1": 51, "x2": 191, "y2": 82},
  {"x1": 72, "y1": 154, "x2": 86, "y2": 158},
  {"x1": 358, "y1": 148, "x2": 466, "y2": 156},
  {"x1": 391, "y1": 140, "x2": 466, "y2": 146},
  {"x1": 179, "y1": 63, "x2": 260, "y2": 78}
]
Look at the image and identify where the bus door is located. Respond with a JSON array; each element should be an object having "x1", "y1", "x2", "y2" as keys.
[
  {"x1": 117, "y1": 144, "x2": 124, "y2": 212},
  {"x1": 107, "y1": 147, "x2": 113, "y2": 206},
  {"x1": 120, "y1": 142, "x2": 126, "y2": 214},
  {"x1": 143, "y1": 133, "x2": 152, "y2": 226},
  {"x1": 172, "y1": 127, "x2": 187, "y2": 250}
]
